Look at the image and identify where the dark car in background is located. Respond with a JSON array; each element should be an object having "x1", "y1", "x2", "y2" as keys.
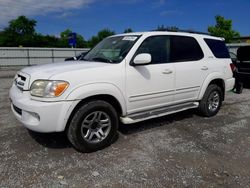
[
  {"x1": 233, "y1": 46, "x2": 250, "y2": 93},
  {"x1": 229, "y1": 52, "x2": 237, "y2": 64},
  {"x1": 65, "y1": 51, "x2": 89, "y2": 61}
]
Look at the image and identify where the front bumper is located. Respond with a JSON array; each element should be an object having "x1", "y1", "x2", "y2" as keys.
[{"x1": 9, "y1": 85, "x2": 78, "y2": 133}]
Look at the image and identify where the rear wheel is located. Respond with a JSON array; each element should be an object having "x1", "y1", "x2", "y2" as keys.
[
  {"x1": 198, "y1": 84, "x2": 223, "y2": 117},
  {"x1": 67, "y1": 100, "x2": 118, "y2": 152}
]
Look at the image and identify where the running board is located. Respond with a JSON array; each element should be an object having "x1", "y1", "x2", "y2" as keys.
[{"x1": 120, "y1": 102, "x2": 199, "y2": 124}]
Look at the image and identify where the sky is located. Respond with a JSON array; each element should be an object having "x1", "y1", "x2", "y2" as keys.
[{"x1": 0, "y1": 0, "x2": 249, "y2": 40}]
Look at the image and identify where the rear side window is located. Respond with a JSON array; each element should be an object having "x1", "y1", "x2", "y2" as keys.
[
  {"x1": 204, "y1": 38, "x2": 230, "y2": 58},
  {"x1": 170, "y1": 36, "x2": 204, "y2": 62}
]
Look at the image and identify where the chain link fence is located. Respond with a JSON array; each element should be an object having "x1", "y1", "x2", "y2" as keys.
[{"x1": 0, "y1": 47, "x2": 89, "y2": 66}]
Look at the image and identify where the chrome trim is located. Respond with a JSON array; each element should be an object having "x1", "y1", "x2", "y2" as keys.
[
  {"x1": 121, "y1": 102, "x2": 199, "y2": 124},
  {"x1": 129, "y1": 89, "x2": 175, "y2": 102},
  {"x1": 176, "y1": 86, "x2": 200, "y2": 91}
]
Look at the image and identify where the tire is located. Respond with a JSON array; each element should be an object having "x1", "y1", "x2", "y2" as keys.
[
  {"x1": 67, "y1": 100, "x2": 119, "y2": 153},
  {"x1": 235, "y1": 82, "x2": 243, "y2": 94},
  {"x1": 198, "y1": 84, "x2": 223, "y2": 117}
]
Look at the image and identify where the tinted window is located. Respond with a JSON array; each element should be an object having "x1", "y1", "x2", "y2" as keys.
[
  {"x1": 237, "y1": 46, "x2": 250, "y2": 62},
  {"x1": 204, "y1": 38, "x2": 230, "y2": 58},
  {"x1": 170, "y1": 36, "x2": 204, "y2": 62},
  {"x1": 135, "y1": 36, "x2": 169, "y2": 64}
]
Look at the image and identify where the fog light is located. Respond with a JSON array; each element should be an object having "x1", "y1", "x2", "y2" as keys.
[
  {"x1": 22, "y1": 111, "x2": 40, "y2": 125},
  {"x1": 31, "y1": 112, "x2": 40, "y2": 121}
]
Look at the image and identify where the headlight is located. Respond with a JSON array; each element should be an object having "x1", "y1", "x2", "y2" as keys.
[{"x1": 30, "y1": 80, "x2": 69, "y2": 98}]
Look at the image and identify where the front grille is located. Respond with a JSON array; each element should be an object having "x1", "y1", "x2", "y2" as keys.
[
  {"x1": 13, "y1": 104, "x2": 22, "y2": 115},
  {"x1": 15, "y1": 74, "x2": 27, "y2": 91},
  {"x1": 17, "y1": 74, "x2": 26, "y2": 81}
]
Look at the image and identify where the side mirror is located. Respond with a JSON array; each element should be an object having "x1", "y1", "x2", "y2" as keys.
[{"x1": 133, "y1": 53, "x2": 151, "y2": 65}]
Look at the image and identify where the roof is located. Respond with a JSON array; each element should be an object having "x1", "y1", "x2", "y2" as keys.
[{"x1": 113, "y1": 31, "x2": 223, "y2": 40}]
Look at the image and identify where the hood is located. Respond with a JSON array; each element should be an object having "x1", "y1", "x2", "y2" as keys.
[{"x1": 21, "y1": 61, "x2": 111, "y2": 79}]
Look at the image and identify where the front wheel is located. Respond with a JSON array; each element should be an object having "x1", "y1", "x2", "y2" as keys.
[
  {"x1": 198, "y1": 84, "x2": 223, "y2": 117},
  {"x1": 67, "y1": 100, "x2": 118, "y2": 152}
]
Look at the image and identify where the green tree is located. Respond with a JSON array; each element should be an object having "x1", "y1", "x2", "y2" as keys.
[
  {"x1": 1, "y1": 15, "x2": 37, "y2": 46},
  {"x1": 156, "y1": 25, "x2": 165, "y2": 31},
  {"x1": 0, "y1": 15, "x2": 61, "y2": 47},
  {"x1": 32, "y1": 34, "x2": 59, "y2": 47},
  {"x1": 124, "y1": 28, "x2": 133, "y2": 33},
  {"x1": 58, "y1": 29, "x2": 71, "y2": 47},
  {"x1": 0, "y1": 31, "x2": 10, "y2": 46},
  {"x1": 5, "y1": 15, "x2": 36, "y2": 35},
  {"x1": 155, "y1": 25, "x2": 179, "y2": 31},
  {"x1": 88, "y1": 28, "x2": 115, "y2": 47},
  {"x1": 58, "y1": 28, "x2": 86, "y2": 48},
  {"x1": 208, "y1": 15, "x2": 240, "y2": 43}
]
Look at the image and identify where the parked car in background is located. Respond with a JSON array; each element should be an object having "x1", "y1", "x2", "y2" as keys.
[
  {"x1": 229, "y1": 52, "x2": 237, "y2": 64},
  {"x1": 233, "y1": 46, "x2": 250, "y2": 93},
  {"x1": 65, "y1": 51, "x2": 89, "y2": 61}
]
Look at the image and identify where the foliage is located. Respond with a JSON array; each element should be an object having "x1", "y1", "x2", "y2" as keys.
[
  {"x1": 1, "y1": 15, "x2": 241, "y2": 47},
  {"x1": 124, "y1": 28, "x2": 133, "y2": 33},
  {"x1": 208, "y1": 15, "x2": 240, "y2": 43},
  {"x1": 0, "y1": 16, "x2": 115, "y2": 47},
  {"x1": 0, "y1": 16, "x2": 37, "y2": 47},
  {"x1": 58, "y1": 29, "x2": 86, "y2": 48},
  {"x1": 5, "y1": 15, "x2": 36, "y2": 35},
  {"x1": 87, "y1": 29, "x2": 115, "y2": 48},
  {"x1": 0, "y1": 16, "x2": 87, "y2": 47},
  {"x1": 156, "y1": 25, "x2": 165, "y2": 31},
  {"x1": 156, "y1": 25, "x2": 179, "y2": 31}
]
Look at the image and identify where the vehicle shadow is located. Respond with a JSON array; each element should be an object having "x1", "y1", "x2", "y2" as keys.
[
  {"x1": 119, "y1": 109, "x2": 196, "y2": 135},
  {"x1": 243, "y1": 83, "x2": 250, "y2": 89},
  {"x1": 28, "y1": 130, "x2": 71, "y2": 149},
  {"x1": 28, "y1": 109, "x2": 196, "y2": 149}
]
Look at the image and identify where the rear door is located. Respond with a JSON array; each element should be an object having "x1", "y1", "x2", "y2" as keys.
[{"x1": 171, "y1": 35, "x2": 208, "y2": 103}]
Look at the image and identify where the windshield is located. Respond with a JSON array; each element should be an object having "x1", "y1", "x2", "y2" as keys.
[{"x1": 83, "y1": 35, "x2": 140, "y2": 63}]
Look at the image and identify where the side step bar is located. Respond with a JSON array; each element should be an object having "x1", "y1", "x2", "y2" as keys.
[{"x1": 120, "y1": 102, "x2": 199, "y2": 124}]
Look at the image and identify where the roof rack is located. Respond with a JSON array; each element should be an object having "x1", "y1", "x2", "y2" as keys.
[{"x1": 152, "y1": 28, "x2": 211, "y2": 36}]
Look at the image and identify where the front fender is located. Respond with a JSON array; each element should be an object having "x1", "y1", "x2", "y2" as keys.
[
  {"x1": 198, "y1": 72, "x2": 225, "y2": 100},
  {"x1": 66, "y1": 82, "x2": 127, "y2": 115}
]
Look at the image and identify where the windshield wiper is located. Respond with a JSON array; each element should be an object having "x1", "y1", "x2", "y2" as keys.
[
  {"x1": 91, "y1": 57, "x2": 113, "y2": 63},
  {"x1": 82, "y1": 58, "x2": 91, "y2": 61}
]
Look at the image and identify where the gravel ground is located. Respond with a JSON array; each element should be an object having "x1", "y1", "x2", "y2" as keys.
[{"x1": 0, "y1": 72, "x2": 250, "y2": 188}]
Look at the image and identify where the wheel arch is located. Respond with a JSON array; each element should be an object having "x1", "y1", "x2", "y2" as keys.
[
  {"x1": 65, "y1": 94, "x2": 123, "y2": 132},
  {"x1": 199, "y1": 74, "x2": 225, "y2": 101},
  {"x1": 209, "y1": 79, "x2": 225, "y2": 101}
]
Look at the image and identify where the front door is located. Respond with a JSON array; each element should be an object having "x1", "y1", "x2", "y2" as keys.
[{"x1": 125, "y1": 36, "x2": 175, "y2": 115}]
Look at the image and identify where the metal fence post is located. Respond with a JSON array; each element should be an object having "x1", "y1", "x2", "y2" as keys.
[
  {"x1": 52, "y1": 49, "x2": 54, "y2": 63},
  {"x1": 27, "y1": 48, "x2": 30, "y2": 66}
]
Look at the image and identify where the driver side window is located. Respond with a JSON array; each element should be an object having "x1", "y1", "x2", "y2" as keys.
[{"x1": 135, "y1": 36, "x2": 170, "y2": 64}]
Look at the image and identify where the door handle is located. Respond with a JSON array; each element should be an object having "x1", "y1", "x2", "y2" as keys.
[
  {"x1": 201, "y1": 66, "x2": 208, "y2": 71},
  {"x1": 162, "y1": 69, "x2": 173, "y2": 74}
]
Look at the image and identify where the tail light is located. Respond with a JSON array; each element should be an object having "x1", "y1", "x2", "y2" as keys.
[{"x1": 230, "y1": 63, "x2": 236, "y2": 72}]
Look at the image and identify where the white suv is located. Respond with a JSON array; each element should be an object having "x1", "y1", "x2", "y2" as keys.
[{"x1": 10, "y1": 31, "x2": 235, "y2": 152}]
